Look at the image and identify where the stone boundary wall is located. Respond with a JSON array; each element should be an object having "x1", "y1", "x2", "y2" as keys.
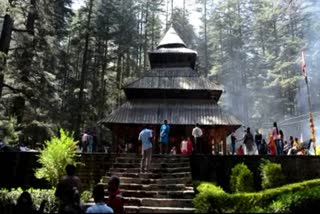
[
  {"x1": 1, "y1": 152, "x2": 320, "y2": 192},
  {"x1": 0, "y1": 152, "x2": 115, "y2": 190},
  {"x1": 191, "y1": 155, "x2": 320, "y2": 192}
]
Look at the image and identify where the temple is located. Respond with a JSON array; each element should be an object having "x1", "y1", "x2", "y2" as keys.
[{"x1": 101, "y1": 27, "x2": 242, "y2": 154}]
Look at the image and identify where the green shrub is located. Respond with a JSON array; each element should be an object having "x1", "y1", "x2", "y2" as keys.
[
  {"x1": 192, "y1": 182, "x2": 228, "y2": 213},
  {"x1": 0, "y1": 188, "x2": 58, "y2": 213},
  {"x1": 193, "y1": 178, "x2": 320, "y2": 213},
  {"x1": 230, "y1": 163, "x2": 254, "y2": 193},
  {"x1": 35, "y1": 129, "x2": 81, "y2": 186},
  {"x1": 260, "y1": 159, "x2": 285, "y2": 189}
]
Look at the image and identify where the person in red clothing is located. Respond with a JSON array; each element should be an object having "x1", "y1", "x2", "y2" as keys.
[
  {"x1": 237, "y1": 145, "x2": 244, "y2": 155},
  {"x1": 107, "y1": 176, "x2": 124, "y2": 214}
]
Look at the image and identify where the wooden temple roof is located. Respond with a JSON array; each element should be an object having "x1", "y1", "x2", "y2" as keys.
[
  {"x1": 102, "y1": 27, "x2": 242, "y2": 128},
  {"x1": 101, "y1": 100, "x2": 241, "y2": 127}
]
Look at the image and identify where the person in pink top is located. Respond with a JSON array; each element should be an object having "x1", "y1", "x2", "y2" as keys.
[{"x1": 272, "y1": 122, "x2": 280, "y2": 155}]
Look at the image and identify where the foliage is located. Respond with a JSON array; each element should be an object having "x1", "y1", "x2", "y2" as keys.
[
  {"x1": 0, "y1": 188, "x2": 58, "y2": 213},
  {"x1": 193, "y1": 179, "x2": 320, "y2": 213},
  {"x1": 230, "y1": 163, "x2": 254, "y2": 193},
  {"x1": 267, "y1": 185, "x2": 320, "y2": 213},
  {"x1": 35, "y1": 129, "x2": 80, "y2": 186},
  {"x1": 260, "y1": 159, "x2": 286, "y2": 190},
  {"x1": 81, "y1": 190, "x2": 92, "y2": 203},
  {"x1": 192, "y1": 182, "x2": 227, "y2": 213},
  {"x1": 3, "y1": 116, "x2": 19, "y2": 145}
]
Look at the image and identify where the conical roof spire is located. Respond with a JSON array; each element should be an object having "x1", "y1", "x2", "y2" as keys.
[{"x1": 157, "y1": 27, "x2": 186, "y2": 49}]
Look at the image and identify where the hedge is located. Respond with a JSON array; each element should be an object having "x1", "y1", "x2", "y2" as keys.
[
  {"x1": 193, "y1": 179, "x2": 320, "y2": 213},
  {"x1": 0, "y1": 188, "x2": 92, "y2": 214}
]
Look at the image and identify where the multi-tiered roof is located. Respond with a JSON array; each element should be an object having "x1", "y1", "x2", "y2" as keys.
[{"x1": 102, "y1": 27, "x2": 241, "y2": 128}]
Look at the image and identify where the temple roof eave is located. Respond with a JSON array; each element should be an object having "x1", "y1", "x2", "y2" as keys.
[{"x1": 100, "y1": 100, "x2": 242, "y2": 128}]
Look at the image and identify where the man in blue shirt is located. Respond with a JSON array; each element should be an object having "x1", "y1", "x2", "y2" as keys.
[
  {"x1": 159, "y1": 120, "x2": 170, "y2": 154},
  {"x1": 86, "y1": 184, "x2": 113, "y2": 213},
  {"x1": 138, "y1": 125, "x2": 153, "y2": 173}
]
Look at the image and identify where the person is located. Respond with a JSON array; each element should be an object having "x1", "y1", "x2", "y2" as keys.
[
  {"x1": 16, "y1": 191, "x2": 47, "y2": 214},
  {"x1": 170, "y1": 146, "x2": 177, "y2": 154},
  {"x1": 237, "y1": 145, "x2": 244, "y2": 155},
  {"x1": 180, "y1": 138, "x2": 188, "y2": 155},
  {"x1": 260, "y1": 139, "x2": 268, "y2": 155},
  {"x1": 55, "y1": 164, "x2": 82, "y2": 212},
  {"x1": 187, "y1": 137, "x2": 193, "y2": 154},
  {"x1": 268, "y1": 134, "x2": 277, "y2": 155},
  {"x1": 243, "y1": 127, "x2": 254, "y2": 155},
  {"x1": 81, "y1": 131, "x2": 88, "y2": 152},
  {"x1": 138, "y1": 125, "x2": 153, "y2": 173},
  {"x1": 254, "y1": 130, "x2": 262, "y2": 154},
  {"x1": 87, "y1": 133, "x2": 93, "y2": 153},
  {"x1": 107, "y1": 176, "x2": 124, "y2": 214},
  {"x1": 87, "y1": 184, "x2": 113, "y2": 213},
  {"x1": 283, "y1": 141, "x2": 291, "y2": 155},
  {"x1": 192, "y1": 123, "x2": 203, "y2": 153},
  {"x1": 159, "y1": 120, "x2": 170, "y2": 154},
  {"x1": 272, "y1": 122, "x2": 280, "y2": 155},
  {"x1": 231, "y1": 132, "x2": 237, "y2": 155},
  {"x1": 279, "y1": 130, "x2": 284, "y2": 155}
]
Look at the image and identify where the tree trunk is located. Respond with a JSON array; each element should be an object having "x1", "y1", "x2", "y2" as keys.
[
  {"x1": 75, "y1": 0, "x2": 94, "y2": 139},
  {"x1": 0, "y1": 14, "x2": 14, "y2": 97}
]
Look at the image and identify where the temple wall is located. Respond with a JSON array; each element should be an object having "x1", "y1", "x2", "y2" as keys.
[
  {"x1": 2, "y1": 152, "x2": 318, "y2": 193},
  {"x1": 191, "y1": 155, "x2": 320, "y2": 192}
]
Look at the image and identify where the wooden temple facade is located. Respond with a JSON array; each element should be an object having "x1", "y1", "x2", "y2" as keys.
[{"x1": 101, "y1": 27, "x2": 241, "y2": 154}]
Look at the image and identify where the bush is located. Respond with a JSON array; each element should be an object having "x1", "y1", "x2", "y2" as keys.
[
  {"x1": 230, "y1": 163, "x2": 254, "y2": 193},
  {"x1": 192, "y1": 182, "x2": 227, "y2": 213},
  {"x1": 267, "y1": 185, "x2": 320, "y2": 213},
  {"x1": 193, "y1": 179, "x2": 320, "y2": 213},
  {"x1": 3, "y1": 116, "x2": 20, "y2": 145},
  {"x1": 35, "y1": 129, "x2": 81, "y2": 186},
  {"x1": 0, "y1": 188, "x2": 58, "y2": 213},
  {"x1": 260, "y1": 159, "x2": 285, "y2": 190}
]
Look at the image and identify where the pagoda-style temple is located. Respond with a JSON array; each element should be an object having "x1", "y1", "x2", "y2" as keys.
[{"x1": 101, "y1": 27, "x2": 241, "y2": 154}]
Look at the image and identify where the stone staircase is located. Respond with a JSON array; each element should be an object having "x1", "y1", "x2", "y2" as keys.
[{"x1": 89, "y1": 154, "x2": 195, "y2": 213}]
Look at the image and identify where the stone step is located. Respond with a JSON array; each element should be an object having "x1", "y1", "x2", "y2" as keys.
[
  {"x1": 106, "y1": 172, "x2": 192, "y2": 179},
  {"x1": 88, "y1": 197, "x2": 193, "y2": 208},
  {"x1": 109, "y1": 167, "x2": 190, "y2": 174},
  {"x1": 124, "y1": 206, "x2": 195, "y2": 213},
  {"x1": 118, "y1": 183, "x2": 189, "y2": 191},
  {"x1": 111, "y1": 162, "x2": 190, "y2": 169},
  {"x1": 101, "y1": 177, "x2": 192, "y2": 185},
  {"x1": 119, "y1": 190, "x2": 194, "y2": 199},
  {"x1": 114, "y1": 157, "x2": 190, "y2": 164}
]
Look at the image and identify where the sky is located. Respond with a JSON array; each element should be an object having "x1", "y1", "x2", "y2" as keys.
[{"x1": 71, "y1": 0, "x2": 202, "y2": 33}]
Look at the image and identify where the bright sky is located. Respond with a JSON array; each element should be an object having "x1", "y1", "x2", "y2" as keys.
[{"x1": 72, "y1": 0, "x2": 202, "y2": 33}]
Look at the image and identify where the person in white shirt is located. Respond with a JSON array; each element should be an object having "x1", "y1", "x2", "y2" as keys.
[
  {"x1": 138, "y1": 125, "x2": 153, "y2": 173},
  {"x1": 192, "y1": 123, "x2": 203, "y2": 153}
]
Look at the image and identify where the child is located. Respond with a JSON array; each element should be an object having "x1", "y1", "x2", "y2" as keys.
[{"x1": 107, "y1": 176, "x2": 124, "y2": 214}]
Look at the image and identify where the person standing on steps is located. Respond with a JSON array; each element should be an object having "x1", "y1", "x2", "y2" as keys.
[
  {"x1": 107, "y1": 176, "x2": 124, "y2": 214},
  {"x1": 192, "y1": 123, "x2": 203, "y2": 153},
  {"x1": 159, "y1": 120, "x2": 170, "y2": 154},
  {"x1": 138, "y1": 124, "x2": 153, "y2": 173}
]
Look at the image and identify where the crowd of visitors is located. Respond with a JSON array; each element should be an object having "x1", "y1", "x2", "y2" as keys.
[
  {"x1": 79, "y1": 131, "x2": 97, "y2": 153},
  {"x1": 15, "y1": 164, "x2": 124, "y2": 214},
  {"x1": 232, "y1": 122, "x2": 314, "y2": 156}
]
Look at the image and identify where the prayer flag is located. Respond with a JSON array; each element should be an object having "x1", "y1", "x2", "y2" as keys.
[{"x1": 302, "y1": 49, "x2": 307, "y2": 77}]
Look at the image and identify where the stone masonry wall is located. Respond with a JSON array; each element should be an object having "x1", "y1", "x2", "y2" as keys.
[
  {"x1": 1, "y1": 152, "x2": 320, "y2": 192},
  {"x1": 0, "y1": 152, "x2": 115, "y2": 190},
  {"x1": 191, "y1": 155, "x2": 320, "y2": 192}
]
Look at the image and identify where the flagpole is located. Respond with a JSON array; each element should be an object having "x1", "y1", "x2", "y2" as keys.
[
  {"x1": 302, "y1": 49, "x2": 316, "y2": 154},
  {"x1": 305, "y1": 73, "x2": 316, "y2": 154}
]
